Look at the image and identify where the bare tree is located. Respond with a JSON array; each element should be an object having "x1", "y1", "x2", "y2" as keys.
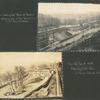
[
  {"x1": 14, "y1": 66, "x2": 26, "y2": 86},
  {"x1": 0, "y1": 75, "x2": 3, "y2": 86},
  {"x1": 38, "y1": 13, "x2": 61, "y2": 27},
  {"x1": 19, "y1": 66, "x2": 26, "y2": 84},
  {"x1": 6, "y1": 72, "x2": 15, "y2": 94},
  {"x1": 14, "y1": 66, "x2": 20, "y2": 86}
]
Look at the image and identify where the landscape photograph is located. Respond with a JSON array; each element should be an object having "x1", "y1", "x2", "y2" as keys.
[
  {"x1": 38, "y1": 3, "x2": 100, "y2": 51},
  {"x1": 0, "y1": 52, "x2": 62, "y2": 98}
]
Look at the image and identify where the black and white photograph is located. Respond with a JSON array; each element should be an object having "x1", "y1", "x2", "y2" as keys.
[
  {"x1": 0, "y1": 52, "x2": 63, "y2": 98},
  {"x1": 37, "y1": 3, "x2": 100, "y2": 51}
]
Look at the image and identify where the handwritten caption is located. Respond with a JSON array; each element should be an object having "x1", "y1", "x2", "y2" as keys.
[
  {"x1": 0, "y1": 13, "x2": 35, "y2": 23},
  {"x1": 67, "y1": 61, "x2": 100, "y2": 75}
]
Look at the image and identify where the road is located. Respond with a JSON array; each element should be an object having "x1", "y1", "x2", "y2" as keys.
[
  {"x1": 57, "y1": 27, "x2": 100, "y2": 51},
  {"x1": 38, "y1": 27, "x2": 68, "y2": 37},
  {"x1": 61, "y1": 27, "x2": 99, "y2": 46},
  {"x1": 58, "y1": 33, "x2": 94, "y2": 51},
  {"x1": 0, "y1": 74, "x2": 52, "y2": 98},
  {"x1": 40, "y1": 27, "x2": 100, "y2": 51}
]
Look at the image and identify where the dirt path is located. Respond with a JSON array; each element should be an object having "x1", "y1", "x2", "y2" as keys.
[{"x1": 1, "y1": 75, "x2": 52, "y2": 98}]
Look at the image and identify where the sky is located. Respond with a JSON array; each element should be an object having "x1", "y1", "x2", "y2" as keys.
[
  {"x1": 38, "y1": 3, "x2": 100, "y2": 15},
  {"x1": 0, "y1": 52, "x2": 62, "y2": 74}
]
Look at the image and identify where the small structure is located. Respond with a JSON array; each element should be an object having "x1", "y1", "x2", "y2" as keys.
[{"x1": 29, "y1": 69, "x2": 51, "y2": 78}]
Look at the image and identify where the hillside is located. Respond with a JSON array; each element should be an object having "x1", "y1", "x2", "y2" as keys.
[{"x1": 72, "y1": 30, "x2": 100, "y2": 50}]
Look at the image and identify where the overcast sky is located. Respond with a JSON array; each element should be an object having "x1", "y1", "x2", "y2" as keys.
[
  {"x1": 0, "y1": 52, "x2": 62, "y2": 74},
  {"x1": 38, "y1": 3, "x2": 100, "y2": 15}
]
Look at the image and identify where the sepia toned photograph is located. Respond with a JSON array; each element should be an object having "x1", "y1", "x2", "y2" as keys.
[
  {"x1": 0, "y1": 52, "x2": 63, "y2": 98},
  {"x1": 37, "y1": 3, "x2": 100, "y2": 51}
]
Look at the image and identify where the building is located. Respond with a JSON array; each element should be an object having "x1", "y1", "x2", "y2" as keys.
[{"x1": 29, "y1": 69, "x2": 51, "y2": 78}]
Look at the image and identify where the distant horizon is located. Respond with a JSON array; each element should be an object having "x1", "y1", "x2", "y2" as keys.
[
  {"x1": 38, "y1": 3, "x2": 100, "y2": 15},
  {"x1": 0, "y1": 61, "x2": 60, "y2": 75},
  {"x1": 0, "y1": 52, "x2": 62, "y2": 74},
  {"x1": 39, "y1": 12, "x2": 100, "y2": 15}
]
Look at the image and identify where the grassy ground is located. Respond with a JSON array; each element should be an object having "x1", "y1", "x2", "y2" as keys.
[
  {"x1": 48, "y1": 74, "x2": 57, "y2": 96},
  {"x1": 72, "y1": 30, "x2": 100, "y2": 50},
  {"x1": 15, "y1": 77, "x2": 43, "y2": 95},
  {"x1": 27, "y1": 74, "x2": 57, "y2": 98},
  {"x1": 1, "y1": 73, "x2": 58, "y2": 98}
]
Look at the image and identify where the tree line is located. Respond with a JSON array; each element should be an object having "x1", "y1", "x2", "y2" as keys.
[
  {"x1": 0, "y1": 66, "x2": 26, "y2": 95},
  {"x1": 38, "y1": 13, "x2": 61, "y2": 28}
]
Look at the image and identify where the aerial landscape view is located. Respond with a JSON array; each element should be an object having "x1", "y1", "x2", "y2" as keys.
[
  {"x1": 0, "y1": 52, "x2": 62, "y2": 98},
  {"x1": 37, "y1": 3, "x2": 100, "y2": 51}
]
